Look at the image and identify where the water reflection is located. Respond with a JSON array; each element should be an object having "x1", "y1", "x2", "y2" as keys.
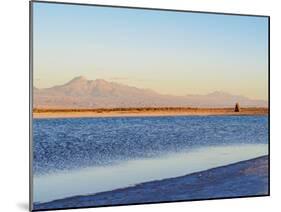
[{"x1": 34, "y1": 144, "x2": 268, "y2": 203}]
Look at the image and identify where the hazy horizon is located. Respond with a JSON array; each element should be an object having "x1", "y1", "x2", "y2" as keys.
[
  {"x1": 34, "y1": 75, "x2": 268, "y2": 100},
  {"x1": 33, "y1": 2, "x2": 268, "y2": 101}
]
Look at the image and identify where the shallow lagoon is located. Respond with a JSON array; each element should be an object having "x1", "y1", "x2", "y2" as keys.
[{"x1": 33, "y1": 115, "x2": 268, "y2": 203}]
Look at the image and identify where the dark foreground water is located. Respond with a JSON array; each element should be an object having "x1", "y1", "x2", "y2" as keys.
[{"x1": 32, "y1": 115, "x2": 268, "y2": 206}]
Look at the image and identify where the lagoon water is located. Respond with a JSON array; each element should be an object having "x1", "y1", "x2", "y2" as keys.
[{"x1": 33, "y1": 115, "x2": 268, "y2": 203}]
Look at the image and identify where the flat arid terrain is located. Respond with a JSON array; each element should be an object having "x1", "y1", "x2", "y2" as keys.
[{"x1": 33, "y1": 107, "x2": 268, "y2": 119}]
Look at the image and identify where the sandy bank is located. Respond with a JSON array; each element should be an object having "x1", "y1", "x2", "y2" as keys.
[{"x1": 33, "y1": 107, "x2": 268, "y2": 119}]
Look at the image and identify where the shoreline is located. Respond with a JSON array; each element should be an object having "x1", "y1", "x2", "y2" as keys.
[
  {"x1": 33, "y1": 107, "x2": 268, "y2": 119},
  {"x1": 34, "y1": 155, "x2": 268, "y2": 210}
]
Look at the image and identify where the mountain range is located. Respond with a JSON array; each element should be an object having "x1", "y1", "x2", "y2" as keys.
[{"x1": 33, "y1": 76, "x2": 267, "y2": 109}]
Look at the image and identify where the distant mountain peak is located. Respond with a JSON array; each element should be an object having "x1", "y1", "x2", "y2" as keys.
[
  {"x1": 208, "y1": 91, "x2": 231, "y2": 96},
  {"x1": 34, "y1": 76, "x2": 268, "y2": 108},
  {"x1": 95, "y1": 78, "x2": 108, "y2": 84},
  {"x1": 69, "y1": 76, "x2": 87, "y2": 82},
  {"x1": 67, "y1": 77, "x2": 111, "y2": 86},
  {"x1": 63, "y1": 76, "x2": 89, "y2": 87}
]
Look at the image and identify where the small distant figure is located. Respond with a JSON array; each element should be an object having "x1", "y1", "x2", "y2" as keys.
[{"x1": 234, "y1": 102, "x2": 240, "y2": 112}]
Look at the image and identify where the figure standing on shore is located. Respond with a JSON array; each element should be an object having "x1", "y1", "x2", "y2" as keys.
[{"x1": 234, "y1": 102, "x2": 240, "y2": 112}]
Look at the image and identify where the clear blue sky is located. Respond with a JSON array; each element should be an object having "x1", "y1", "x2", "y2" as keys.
[{"x1": 33, "y1": 2, "x2": 268, "y2": 100}]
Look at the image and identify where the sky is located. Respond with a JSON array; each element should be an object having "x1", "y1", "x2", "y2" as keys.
[{"x1": 33, "y1": 2, "x2": 268, "y2": 100}]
